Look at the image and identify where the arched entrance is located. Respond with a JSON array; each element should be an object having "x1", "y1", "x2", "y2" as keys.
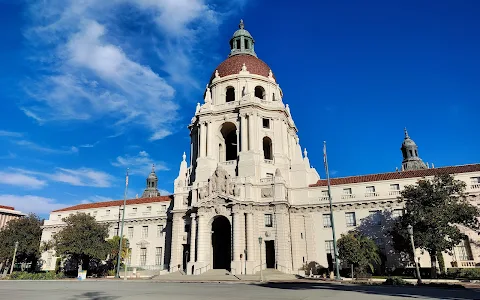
[
  {"x1": 211, "y1": 216, "x2": 231, "y2": 270},
  {"x1": 220, "y1": 122, "x2": 237, "y2": 162}
]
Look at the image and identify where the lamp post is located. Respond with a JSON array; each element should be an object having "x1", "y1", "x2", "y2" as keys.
[
  {"x1": 9, "y1": 241, "x2": 18, "y2": 274},
  {"x1": 244, "y1": 249, "x2": 247, "y2": 275},
  {"x1": 407, "y1": 224, "x2": 422, "y2": 285},
  {"x1": 124, "y1": 241, "x2": 130, "y2": 281},
  {"x1": 258, "y1": 237, "x2": 263, "y2": 282}
]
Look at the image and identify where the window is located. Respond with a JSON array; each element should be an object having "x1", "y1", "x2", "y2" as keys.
[
  {"x1": 390, "y1": 184, "x2": 400, "y2": 191},
  {"x1": 155, "y1": 247, "x2": 163, "y2": 266},
  {"x1": 264, "y1": 214, "x2": 273, "y2": 227},
  {"x1": 157, "y1": 224, "x2": 164, "y2": 237},
  {"x1": 366, "y1": 186, "x2": 375, "y2": 193},
  {"x1": 236, "y1": 39, "x2": 240, "y2": 49},
  {"x1": 300, "y1": 232, "x2": 303, "y2": 239},
  {"x1": 127, "y1": 248, "x2": 132, "y2": 264},
  {"x1": 369, "y1": 210, "x2": 382, "y2": 226},
  {"x1": 244, "y1": 39, "x2": 249, "y2": 49},
  {"x1": 254, "y1": 86, "x2": 265, "y2": 99},
  {"x1": 161, "y1": 205, "x2": 166, "y2": 211},
  {"x1": 142, "y1": 226, "x2": 148, "y2": 238},
  {"x1": 133, "y1": 208, "x2": 138, "y2": 214},
  {"x1": 272, "y1": 93, "x2": 276, "y2": 101},
  {"x1": 128, "y1": 227, "x2": 134, "y2": 239},
  {"x1": 226, "y1": 86, "x2": 235, "y2": 102},
  {"x1": 345, "y1": 212, "x2": 356, "y2": 227},
  {"x1": 321, "y1": 190, "x2": 329, "y2": 197},
  {"x1": 325, "y1": 240, "x2": 334, "y2": 255},
  {"x1": 323, "y1": 214, "x2": 332, "y2": 228},
  {"x1": 415, "y1": 150, "x2": 418, "y2": 156},
  {"x1": 147, "y1": 206, "x2": 152, "y2": 212},
  {"x1": 471, "y1": 177, "x2": 480, "y2": 184},
  {"x1": 262, "y1": 118, "x2": 270, "y2": 129},
  {"x1": 140, "y1": 248, "x2": 147, "y2": 266},
  {"x1": 106, "y1": 210, "x2": 110, "y2": 216},
  {"x1": 343, "y1": 188, "x2": 352, "y2": 195},
  {"x1": 57, "y1": 214, "x2": 61, "y2": 220},
  {"x1": 392, "y1": 209, "x2": 403, "y2": 218},
  {"x1": 184, "y1": 223, "x2": 190, "y2": 233},
  {"x1": 263, "y1": 136, "x2": 273, "y2": 160},
  {"x1": 266, "y1": 173, "x2": 273, "y2": 178},
  {"x1": 456, "y1": 239, "x2": 473, "y2": 261},
  {"x1": 409, "y1": 150, "x2": 413, "y2": 156}
]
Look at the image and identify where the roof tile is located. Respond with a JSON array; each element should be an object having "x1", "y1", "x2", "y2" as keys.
[{"x1": 0, "y1": 205, "x2": 15, "y2": 210}]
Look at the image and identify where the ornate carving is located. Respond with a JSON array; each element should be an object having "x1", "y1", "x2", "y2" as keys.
[
  {"x1": 261, "y1": 187, "x2": 273, "y2": 198},
  {"x1": 199, "y1": 165, "x2": 241, "y2": 199}
]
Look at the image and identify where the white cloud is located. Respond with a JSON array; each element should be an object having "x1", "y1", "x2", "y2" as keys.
[
  {"x1": 14, "y1": 140, "x2": 78, "y2": 154},
  {"x1": 13, "y1": 168, "x2": 114, "y2": 188},
  {"x1": 112, "y1": 150, "x2": 168, "y2": 175},
  {"x1": 0, "y1": 171, "x2": 47, "y2": 189},
  {"x1": 0, "y1": 130, "x2": 23, "y2": 137},
  {"x1": 22, "y1": 0, "x2": 246, "y2": 141},
  {"x1": 79, "y1": 141, "x2": 99, "y2": 148},
  {"x1": 0, "y1": 194, "x2": 65, "y2": 215}
]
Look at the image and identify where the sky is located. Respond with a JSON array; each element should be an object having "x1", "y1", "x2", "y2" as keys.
[{"x1": 0, "y1": 0, "x2": 479, "y2": 217}]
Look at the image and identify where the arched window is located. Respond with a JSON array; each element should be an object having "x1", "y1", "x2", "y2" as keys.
[
  {"x1": 236, "y1": 40, "x2": 240, "y2": 49},
  {"x1": 221, "y1": 122, "x2": 238, "y2": 161},
  {"x1": 263, "y1": 136, "x2": 273, "y2": 160},
  {"x1": 255, "y1": 86, "x2": 265, "y2": 99},
  {"x1": 226, "y1": 86, "x2": 235, "y2": 102},
  {"x1": 245, "y1": 39, "x2": 249, "y2": 49}
]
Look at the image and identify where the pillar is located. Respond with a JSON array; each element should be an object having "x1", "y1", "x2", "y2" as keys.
[
  {"x1": 246, "y1": 213, "x2": 254, "y2": 261},
  {"x1": 170, "y1": 213, "x2": 183, "y2": 271},
  {"x1": 232, "y1": 210, "x2": 244, "y2": 261},
  {"x1": 196, "y1": 214, "x2": 210, "y2": 263},
  {"x1": 190, "y1": 213, "x2": 197, "y2": 262},
  {"x1": 207, "y1": 121, "x2": 213, "y2": 158},
  {"x1": 200, "y1": 122, "x2": 206, "y2": 157},
  {"x1": 236, "y1": 129, "x2": 240, "y2": 157},
  {"x1": 240, "y1": 114, "x2": 247, "y2": 152},
  {"x1": 247, "y1": 114, "x2": 252, "y2": 151}
]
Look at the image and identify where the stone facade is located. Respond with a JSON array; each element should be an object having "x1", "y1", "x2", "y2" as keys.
[{"x1": 40, "y1": 21, "x2": 480, "y2": 275}]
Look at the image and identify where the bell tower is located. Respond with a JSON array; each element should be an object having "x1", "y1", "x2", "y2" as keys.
[{"x1": 400, "y1": 128, "x2": 427, "y2": 171}]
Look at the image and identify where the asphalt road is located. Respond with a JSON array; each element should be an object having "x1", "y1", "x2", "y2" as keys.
[{"x1": 0, "y1": 281, "x2": 479, "y2": 300}]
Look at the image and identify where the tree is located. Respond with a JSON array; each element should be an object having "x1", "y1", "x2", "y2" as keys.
[
  {"x1": 107, "y1": 236, "x2": 129, "y2": 268},
  {"x1": 337, "y1": 231, "x2": 381, "y2": 276},
  {"x1": 391, "y1": 174, "x2": 480, "y2": 278},
  {"x1": 51, "y1": 213, "x2": 110, "y2": 274},
  {"x1": 0, "y1": 214, "x2": 43, "y2": 271}
]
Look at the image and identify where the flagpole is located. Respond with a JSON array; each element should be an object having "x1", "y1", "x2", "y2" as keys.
[
  {"x1": 324, "y1": 141, "x2": 340, "y2": 280},
  {"x1": 115, "y1": 168, "x2": 129, "y2": 279}
]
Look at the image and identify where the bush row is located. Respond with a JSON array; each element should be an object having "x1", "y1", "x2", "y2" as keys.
[
  {"x1": 446, "y1": 268, "x2": 480, "y2": 279},
  {"x1": 8, "y1": 271, "x2": 65, "y2": 280}
]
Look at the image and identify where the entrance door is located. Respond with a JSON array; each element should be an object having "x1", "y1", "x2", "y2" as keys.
[
  {"x1": 211, "y1": 216, "x2": 231, "y2": 270},
  {"x1": 265, "y1": 240, "x2": 275, "y2": 268},
  {"x1": 182, "y1": 244, "x2": 189, "y2": 272}
]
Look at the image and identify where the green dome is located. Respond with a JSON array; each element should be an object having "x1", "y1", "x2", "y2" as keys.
[{"x1": 232, "y1": 28, "x2": 253, "y2": 39}]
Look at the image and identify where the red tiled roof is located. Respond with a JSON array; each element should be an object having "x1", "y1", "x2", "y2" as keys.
[
  {"x1": 0, "y1": 205, "x2": 15, "y2": 210},
  {"x1": 310, "y1": 164, "x2": 480, "y2": 187},
  {"x1": 210, "y1": 54, "x2": 273, "y2": 83},
  {"x1": 52, "y1": 196, "x2": 173, "y2": 212}
]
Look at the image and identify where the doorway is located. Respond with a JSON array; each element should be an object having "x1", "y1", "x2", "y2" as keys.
[
  {"x1": 265, "y1": 240, "x2": 275, "y2": 268},
  {"x1": 211, "y1": 216, "x2": 231, "y2": 270}
]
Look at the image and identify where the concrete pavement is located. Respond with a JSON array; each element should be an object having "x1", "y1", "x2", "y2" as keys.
[{"x1": 1, "y1": 281, "x2": 479, "y2": 300}]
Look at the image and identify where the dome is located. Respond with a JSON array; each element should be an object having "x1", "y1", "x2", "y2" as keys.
[
  {"x1": 232, "y1": 28, "x2": 253, "y2": 39},
  {"x1": 210, "y1": 54, "x2": 274, "y2": 82},
  {"x1": 402, "y1": 138, "x2": 417, "y2": 147}
]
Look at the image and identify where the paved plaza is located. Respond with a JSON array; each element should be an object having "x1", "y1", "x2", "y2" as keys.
[{"x1": 0, "y1": 281, "x2": 479, "y2": 300}]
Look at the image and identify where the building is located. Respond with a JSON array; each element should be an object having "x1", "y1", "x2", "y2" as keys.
[
  {"x1": 40, "y1": 21, "x2": 480, "y2": 274},
  {"x1": 0, "y1": 205, "x2": 26, "y2": 230}
]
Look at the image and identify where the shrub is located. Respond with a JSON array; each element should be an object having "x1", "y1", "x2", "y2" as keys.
[
  {"x1": 107, "y1": 269, "x2": 116, "y2": 276},
  {"x1": 423, "y1": 282, "x2": 465, "y2": 289},
  {"x1": 447, "y1": 268, "x2": 480, "y2": 280},
  {"x1": 8, "y1": 271, "x2": 65, "y2": 280},
  {"x1": 383, "y1": 277, "x2": 413, "y2": 286}
]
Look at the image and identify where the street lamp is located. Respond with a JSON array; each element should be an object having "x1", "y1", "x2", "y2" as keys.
[
  {"x1": 258, "y1": 237, "x2": 263, "y2": 283},
  {"x1": 244, "y1": 249, "x2": 247, "y2": 275},
  {"x1": 9, "y1": 241, "x2": 18, "y2": 274},
  {"x1": 124, "y1": 240, "x2": 130, "y2": 281},
  {"x1": 407, "y1": 224, "x2": 422, "y2": 285}
]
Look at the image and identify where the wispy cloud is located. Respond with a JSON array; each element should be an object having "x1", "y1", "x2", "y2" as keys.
[
  {"x1": 15, "y1": 140, "x2": 78, "y2": 154},
  {"x1": 22, "y1": 0, "x2": 246, "y2": 141},
  {"x1": 0, "y1": 130, "x2": 23, "y2": 137},
  {"x1": 79, "y1": 141, "x2": 99, "y2": 148},
  {"x1": 79, "y1": 195, "x2": 114, "y2": 204},
  {"x1": 13, "y1": 167, "x2": 114, "y2": 188},
  {"x1": 112, "y1": 150, "x2": 168, "y2": 175},
  {"x1": 0, "y1": 171, "x2": 47, "y2": 189},
  {"x1": 0, "y1": 194, "x2": 65, "y2": 215}
]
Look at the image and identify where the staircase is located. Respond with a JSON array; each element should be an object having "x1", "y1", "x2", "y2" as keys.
[{"x1": 254, "y1": 269, "x2": 297, "y2": 281}]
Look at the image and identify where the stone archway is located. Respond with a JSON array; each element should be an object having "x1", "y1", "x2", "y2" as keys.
[{"x1": 211, "y1": 215, "x2": 231, "y2": 270}]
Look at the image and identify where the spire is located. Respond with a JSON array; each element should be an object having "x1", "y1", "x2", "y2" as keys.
[
  {"x1": 400, "y1": 128, "x2": 427, "y2": 171},
  {"x1": 229, "y1": 19, "x2": 257, "y2": 57},
  {"x1": 142, "y1": 164, "x2": 161, "y2": 198},
  {"x1": 182, "y1": 151, "x2": 186, "y2": 162},
  {"x1": 152, "y1": 163, "x2": 155, "y2": 173}
]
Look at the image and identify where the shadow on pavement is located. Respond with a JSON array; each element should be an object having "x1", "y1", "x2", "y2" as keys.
[
  {"x1": 68, "y1": 291, "x2": 119, "y2": 300},
  {"x1": 258, "y1": 281, "x2": 480, "y2": 299}
]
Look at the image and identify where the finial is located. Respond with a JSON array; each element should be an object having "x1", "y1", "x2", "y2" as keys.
[
  {"x1": 195, "y1": 102, "x2": 200, "y2": 114},
  {"x1": 395, "y1": 167, "x2": 399, "y2": 172},
  {"x1": 215, "y1": 69, "x2": 220, "y2": 78},
  {"x1": 242, "y1": 63, "x2": 247, "y2": 71},
  {"x1": 303, "y1": 148, "x2": 308, "y2": 158},
  {"x1": 152, "y1": 163, "x2": 155, "y2": 172},
  {"x1": 204, "y1": 84, "x2": 211, "y2": 104},
  {"x1": 182, "y1": 152, "x2": 186, "y2": 162},
  {"x1": 404, "y1": 127, "x2": 410, "y2": 139},
  {"x1": 239, "y1": 19, "x2": 244, "y2": 29},
  {"x1": 286, "y1": 104, "x2": 290, "y2": 115},
  {"x1": 268, "y1": 69, "x2": 273, "y2": 78},
  {"x1": 431, "y1": 163, "x2": 435, "y2": 168}
]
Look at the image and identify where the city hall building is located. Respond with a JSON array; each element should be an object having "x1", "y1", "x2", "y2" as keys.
[{"x1": 40, "y1": 21, "x2": 480, "y2": 275}]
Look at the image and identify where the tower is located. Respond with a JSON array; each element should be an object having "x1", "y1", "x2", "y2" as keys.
[
  {"x1": 400, "y1": 128, "x2": 427, "y2": 171},
  {"x1": 141, "y1": 164, "x2": 161, "y2": 198}
]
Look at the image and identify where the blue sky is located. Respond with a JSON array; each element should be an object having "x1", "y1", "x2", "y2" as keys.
[{"x1": 0, "y1": 0, "x2": 478, "y2": 217}]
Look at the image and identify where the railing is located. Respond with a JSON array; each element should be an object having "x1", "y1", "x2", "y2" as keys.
[
  {"x1": 365, "y1": 192, "x2": 379, "y2": 197},
  {"x1": 460, "y1": 260, "x2": 476, "y2": 267},
  {"x1": 276, "y1": 264, "x2": 288, "y2": 273},
  {"x1": 252, "y1": 263, "x2": 266, "y2": 274},
  {"x1": 263, "y1": 159, "x2": 273, "y2": 164},
  {"x1": 471, "y1": 184, "x2": 480, "y2": 190},
  {"x1": 389, "y1": 191, "x2": 401, "y2": 196},
  {"x1": 320, "y1": 196, "x2": 329, "y2": 201},
  {"x1": 142, "y1": 212, "x2": 151, "y2": 216},
  {"x1": 222, "y1": 160, "x2": 236, "y2": 165},
  {"x1": 194, "y1": 264, "x2": 211, "y2": 275},
  {"x1": 127, "y1": 265, "x2": 164, "y2": 271},
  {"x1": 260, "y1": 177, "x2": 274, "y2": 183},
  {"x1": 341, "y1": 194, "x2": 355, "y2": 200}
]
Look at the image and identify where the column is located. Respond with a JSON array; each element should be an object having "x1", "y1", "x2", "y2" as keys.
[
  {"x1": 247, "y1": 114, "x2": 252, "y2": 151},
  {"x1": 236, "y1": 129, "x2": 240, "y2": 157},
  {"x1": 170, "y1": 213, "x2": 183, "y2": 270},
  {"x1": 196, "y1": 214, "x2": 209, "y2": 263},
  {"x1": 207, "y1": 121, "x2": 213, "y2": 158},
  {"x1": 240, "y1": 114, "x2": 247, "y2": 152},
  {"x1": 200, "y1": 122, "x2": 206, "y2": 157},
  {"x1": 248, "y1": 113, "x2": 257, "y2": 152},
  {"x1": 190, "y1": 213, "x2": 197, "y2": 262},
  {"x1": 246, "y1": 213, "x2": 254, "y2": 261},
  {"x1": 232, "y1": 211, "x2": 241, "y2": 261}
]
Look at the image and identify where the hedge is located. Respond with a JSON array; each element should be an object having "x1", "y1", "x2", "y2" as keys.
[{"x1": 8, "y1": 271, "x2": 65, "y2": 280}]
